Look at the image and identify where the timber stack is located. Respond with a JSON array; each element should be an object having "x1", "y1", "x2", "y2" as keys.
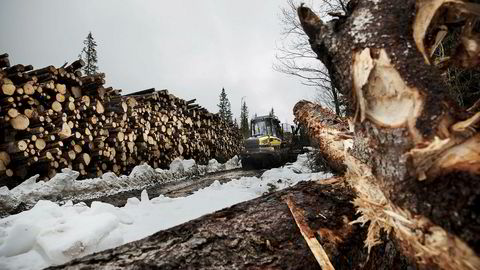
[{"x1": 0, "y1": 53, "x2": 241, "y2": 188}]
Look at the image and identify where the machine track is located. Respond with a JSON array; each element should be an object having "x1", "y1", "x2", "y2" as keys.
[{"x1": 76, "y1": 168, "x2": 265, "y2": 208}]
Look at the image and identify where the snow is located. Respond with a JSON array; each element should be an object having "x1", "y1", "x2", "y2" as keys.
[
  {"x1": 349, "y1": 9, "x2": 374, "y2": 43},
  {"x1": 0, "y1": 156, "x2": 242, "y2": 215},
  {"x1": 0, "y1": 153, "x2": 332, "y2": 270}
]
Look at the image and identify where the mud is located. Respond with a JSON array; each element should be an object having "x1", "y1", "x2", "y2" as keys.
[{"x1": 76, "y1": 169, "x2": 265, "y2": 208}]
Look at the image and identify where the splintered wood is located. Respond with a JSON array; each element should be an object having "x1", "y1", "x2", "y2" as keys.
[
  {"x1": 295, "y1": 1, "x2": 480, "y2": 268},
  {"x1": 285, "y1": 195, "x2": 335, "y2": 270},
  {"x1": 0, "y1": 54, "x2": 242, "y2": 187}
]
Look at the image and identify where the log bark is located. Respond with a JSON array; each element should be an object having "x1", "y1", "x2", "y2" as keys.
[
  {"x1": 0, "y1": 53, "x2": 10, "y2": 68},
  {"x1": 295, "y1": 1, "x2": 480, "y2": 268},
  {"x1": 0, "y1": 53, "x2": 242, "y2": 188},
  {"x1": 50, "y1": 181, "x2": 414, "y2": 270}
]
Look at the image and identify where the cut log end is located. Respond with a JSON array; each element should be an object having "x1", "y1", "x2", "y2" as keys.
[{"x1": 10, "y1": 114, "x2": 30, "y2": 130}]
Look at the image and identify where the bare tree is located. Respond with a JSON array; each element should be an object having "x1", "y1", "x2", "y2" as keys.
[{"x1": 274, "y1": 0, "x2": 349, "y2": 115}]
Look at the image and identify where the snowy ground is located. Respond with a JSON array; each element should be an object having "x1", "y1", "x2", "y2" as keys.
[
  {"x1": 0, "y1": 153, "x2": 332, "y2": 270},
  {"x1": 0, "y1": 156, "x2": 241, "y2": 216}
]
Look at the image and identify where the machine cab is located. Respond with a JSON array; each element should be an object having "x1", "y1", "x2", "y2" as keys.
[{"x1": 246, "y1": 115, "x2": 282, "y2": 149}]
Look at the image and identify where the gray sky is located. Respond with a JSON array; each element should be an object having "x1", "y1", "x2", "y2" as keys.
[{"x1": 0, "y1": 0, "x2": 316, "y2": 124}]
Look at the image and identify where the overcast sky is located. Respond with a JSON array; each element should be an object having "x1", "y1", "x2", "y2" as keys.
[{"x1": 0, "y1": 0, "x2": 317, "y2": 124}]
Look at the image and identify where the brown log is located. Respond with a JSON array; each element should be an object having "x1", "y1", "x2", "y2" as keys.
[
  {"x1": 295, "y1": 2, "x2": 480, "y2": 268},
  {"x1": 81, "y1": 95, "x2": 90, "y2": 106},
  {"x1": 0, "y1": 140, "x2": 28, "y2": 153},
  {"x1": 71, "y1": 86, "x2": 82, "y2": 98},
  {"x1": 35, "y1": 139, "x2": 46, "y2": 150},
  {"x1": 51, "y1": 101, "x2": 62, "y2": 112},
  {"x1": 27, "y1": 65, "x2": 57, "y2": 77},
  {"x1": 55, "y1": 122, "x2": 72, "y2": 139},
  {"x1": 5, "y1": 64, "x2": 26, "y2": 74},
  {"x1": 5, "y1": 169, "x2": 13, "y2": 177},
  {"x1": 94, "y1": 99, "x2": 104, "y2": 114},
  {"x1": 0, "y1": 160, "x2": 6, "y2": 172},
  {"x1": 22, "y1": 82, "x2": 35, "y2": 95},
  {"x1": 66, "y1": 150, "x2": 76, "y2": 160},
  {"x1": 0, "y1": 151, "x2": 10, "y2": 170},
  {"x1": 24, "y1": 108, "x2": 35, "y2": 119},
  {"x1": 1, "y1": 78, "x2": 15, "y2": 96},
  {"x1": 0, "y1": 53, "x2": 10, "y2": 68},
  {"x1": 72, "y1": 144, "x2": 82, "y2": 154},
  {"x1": 55, "y1": 83, "x2": 66, "y2": 95},
  {"x1": 50, "y1": 181, "x2": 414, "y2": 269},
  {"x1": 7, "y1": 108, "x2": 19, "y2": 118},
  {"x1": 55, "y1": 93, "x2": 65, "y2": 103},
  {"x1": 65, "y1": 59, "x2": 85, "y2": 73},
  {"x1": 10, "y1": 114, "x2": 30, "y2": 130},
  {"x1": 76, "y1": 153, "x2": 91, "y2": 166},
  {"x1": 124, "y1": 88, "x2": 156, "y2": 97}
]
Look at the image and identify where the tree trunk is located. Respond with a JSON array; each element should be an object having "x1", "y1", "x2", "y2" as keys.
[
  {"x1": 49, "y1": 181, "x2": 414, "y2": 270},
  {"x1": 295, "y1": 1, "x2": 480, "y2": 269}
]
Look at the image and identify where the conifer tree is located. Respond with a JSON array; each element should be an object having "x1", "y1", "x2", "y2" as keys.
[
  {"x1": 217, "y1": 88, "x2": 233, "y2": 123},
  {"x1": 240, "y1": 101, "x2": 249, "y2": 138},
  {"x1": 78, "y1": 32, "x2": 99, "y2": 75},
  {"x1": 269, "y1": 107, "x2": 275, "y2": 117},
  {"x1": 234, "y1": 118, "x2": 239, "y2": 129}
]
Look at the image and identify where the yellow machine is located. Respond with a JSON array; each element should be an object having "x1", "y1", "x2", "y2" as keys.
[{"x1": 241, "y1": 115, "x2": 301, "y2": 169}]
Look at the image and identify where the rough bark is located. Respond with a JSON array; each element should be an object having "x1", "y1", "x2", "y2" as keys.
[
  {"x1": 295, "y1": 100, "x2": 480, "y2": 269},
  {"x1": 50, "y1": 181, "x2": 414, "y2": 270},
  {"x1": 0, "y1": 56, "x2": 242, "y2": 188},
  {"x1": 295, "y1": 1, "x2": 480, "y2": 268}
]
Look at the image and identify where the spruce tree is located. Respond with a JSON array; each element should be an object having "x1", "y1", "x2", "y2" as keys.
[
  {"x1": 240, "y1": 101, "x2": 249, "y2": 138},
  {"x1": 78, "y1": 32, "x2": 99, "y2": 75},
  {"x1": 217, "y1": 88, "x2": 233, "y2": 123},
  {"x1": 269, "y1": 107, "x2": 275, "y2": 117}
]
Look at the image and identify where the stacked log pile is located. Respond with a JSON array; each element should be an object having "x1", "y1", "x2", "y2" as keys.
[{"x1": 0, "y1": 54, "x2": 241, "y2": 188}]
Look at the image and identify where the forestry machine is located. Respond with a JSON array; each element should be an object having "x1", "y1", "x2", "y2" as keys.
[{"x1": 240, "y1": 115, "x2": 307, "y2": 169}]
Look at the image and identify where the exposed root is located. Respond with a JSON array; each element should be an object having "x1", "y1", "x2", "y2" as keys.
[
  {"x1": 407, "y1": 131, "x2": 480, "y2": 180},
  {"x1": 344, "y1": 154, "x2": 480, "y2": 270},
  {"x1": 295, "y1": 100, "x2": 480, "y2": 269}
]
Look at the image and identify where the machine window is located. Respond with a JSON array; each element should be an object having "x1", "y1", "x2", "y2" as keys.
[{"x1": 252, "y1": 121, "x2": 267, "y2": 137}]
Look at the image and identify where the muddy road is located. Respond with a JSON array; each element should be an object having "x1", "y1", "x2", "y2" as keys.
[{"x1": 76, "y1": 168, "x2": 265, "y2": 208}]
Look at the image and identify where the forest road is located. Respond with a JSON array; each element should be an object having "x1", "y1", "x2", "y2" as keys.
[{"x1": 76, "y1": 168, "x2": 266, "y2": 207}]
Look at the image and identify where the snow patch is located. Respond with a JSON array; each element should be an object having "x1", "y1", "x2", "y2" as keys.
[
  {"x1": 0, "y1": 153, "x2": 332, "y2": 270},
  {"x1": 0, "y1": 156, "x2": 242, "y2": 216},
  {"x1": 349, "y1": 9, "x2": 374, "y2": 43},
  {"x1": 169, "y1": 158, "x2": 197, "y2": 175}
]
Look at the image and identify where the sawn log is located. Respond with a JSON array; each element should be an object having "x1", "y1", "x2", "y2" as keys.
[{"x1": 294, "y1": 0, "x2": 480, "y2": 269}]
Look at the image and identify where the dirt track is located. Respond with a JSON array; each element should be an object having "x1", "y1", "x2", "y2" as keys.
[{"x1": 76, "y1": 168, "x2": 265, "y2": 208}]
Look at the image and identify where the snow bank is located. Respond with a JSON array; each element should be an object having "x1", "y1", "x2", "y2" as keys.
[
  {"x1": 0, "y1": 200, "x2": 130, "y2": 267},
  {"x1": 0, "y1": 156, "x2": 242, "y2": 216},
  {"x1": 0, "y1": 153, "x2": 331, "y2": 270}
]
